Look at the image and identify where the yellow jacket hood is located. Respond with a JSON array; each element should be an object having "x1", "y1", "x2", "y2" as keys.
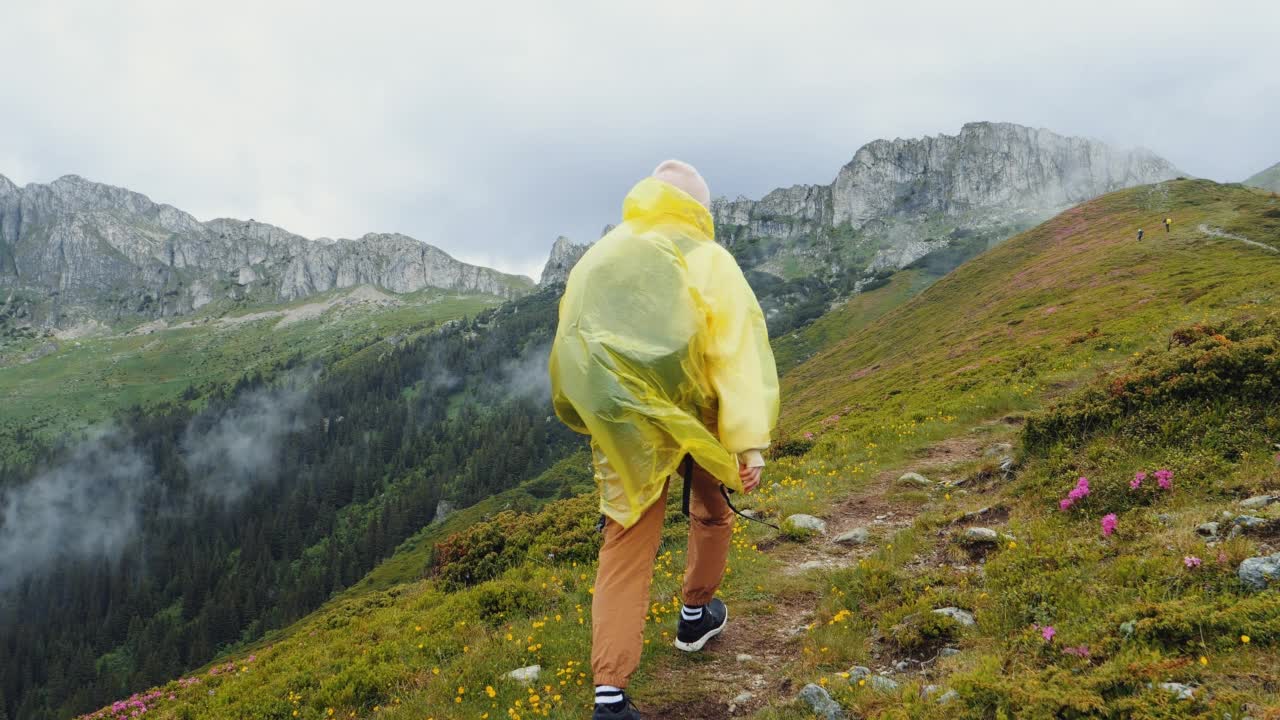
[{"x1": 549, "y1": 178, "x2": 779, "y2": 528}]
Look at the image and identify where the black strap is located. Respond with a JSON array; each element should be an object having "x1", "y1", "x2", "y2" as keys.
[
  {"x1": 681, "y1": 453, "x2": 780, "y2": 531},
  {"x1": 681, "y1": 454, "x2": 694, "y2": 517},
  {"x1": 719, "y1": 484, "x2": 781, "y2": 531}
]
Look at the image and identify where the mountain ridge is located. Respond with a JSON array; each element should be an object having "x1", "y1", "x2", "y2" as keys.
[
  {"x1": 1244, "y1": 160, "x2": 1280, "y2": 192},
  {"x1": 0, "y1": 173, "x2": 534, "y2": 330},
  {"x1": 712, "y1": 121, "x2": 1181, "y2": 274},
  {"x1": 537, "y1": 122, "x2": 1182, "y2": 335}
]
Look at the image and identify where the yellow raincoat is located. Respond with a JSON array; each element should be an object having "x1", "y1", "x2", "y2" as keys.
[{"x1": 549, "y1": 177, "x2": 779, "y2": 528}]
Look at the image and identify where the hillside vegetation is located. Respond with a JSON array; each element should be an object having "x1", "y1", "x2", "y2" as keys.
[
  {"x1": 0, "y1": 289, "x2": 572, "y2": 720},
  {"x1": 60, "y1": 180, "x2": 1280, "y2": 718},
  {"x1": 0, "y1": 287, "x2": 504, "y2": 463}
]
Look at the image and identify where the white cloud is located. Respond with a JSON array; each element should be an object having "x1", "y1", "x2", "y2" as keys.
[{"x1": 3, "y1": 0, "x2": 1278, "y2": 276}]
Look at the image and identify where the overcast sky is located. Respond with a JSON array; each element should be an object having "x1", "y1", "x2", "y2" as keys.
[{"x1": 4, "y1": 1, "x2": 1278, "y2": 279}]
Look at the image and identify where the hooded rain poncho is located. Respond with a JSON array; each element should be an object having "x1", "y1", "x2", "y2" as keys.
[{"x1": 549, "y1": 178, "x2": 779, "y2": 528}]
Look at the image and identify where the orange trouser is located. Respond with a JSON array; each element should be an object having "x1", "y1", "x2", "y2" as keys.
[{"x1": 591, "y1": 461, "x2": 734, "y2": 688}]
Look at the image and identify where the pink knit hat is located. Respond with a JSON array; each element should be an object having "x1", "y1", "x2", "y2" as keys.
[{"x1": 652, "y1": 159, "x2": 711, "y2": 209}]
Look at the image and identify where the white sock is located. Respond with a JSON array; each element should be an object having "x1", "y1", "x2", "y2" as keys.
[
  {"x1": 681, "y1": 604, "x2": 704, "y2": 622},
  {"x1": 595, "y1": 685, "x2": 624, "y2": 706}
]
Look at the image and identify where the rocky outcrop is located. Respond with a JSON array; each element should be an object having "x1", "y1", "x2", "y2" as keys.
[
  {"x1": 538, "y1": 236, "x2": 590, "y2": 286},
  {"x1": 0, "y1": 174, "x2": 533, "y2": 328},
  {"x1": 713, "y1": 122, "x2": 1181, "y2": 276},
  {"x1": 536, "y1": 123, "x2": 1178, "y2": 334}
]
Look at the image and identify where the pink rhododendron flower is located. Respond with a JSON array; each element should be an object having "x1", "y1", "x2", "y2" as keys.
[
  {"x1": 1101, "y1": 513, "x2": 1118, "y2": 537},
  {"x1": 1062, "y1": 645, "x2": 1090, "y2": 657},
  {"x1": 1041, "y1": 625, "x2": 1056, "y2": 642},
  {"x1": 1067, "y1": 477, "x2": 1091, "y2": 501},
  {"x1": 1184, "y1": 555, "x2": 1202, "y2": 568},
  {"x1": 1154, "y1": 469, "x2": 1173, "y2": 489},
  {"x1": 1131, "y1": 471, "x2": 1146, "y2": 489},
  {"x1": 1217, "y1": 550, "x2": 1229, "y2": 564},
  {"x1": 1059, "y1": 477, "x2": 1090, "y2": 509},
  {"x1": 803, "y1": 432, "x2": 814, "y2": 441}
]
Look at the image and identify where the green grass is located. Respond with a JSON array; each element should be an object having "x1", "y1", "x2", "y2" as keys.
[
  {"x1": 72, "y1": 180, "x2": 1280, "y2": 719},
  {"x1": 783, "y1": 179, "x2": 1280, "y2": 433},
  {"x1": 0, "y1": 289, "x2": 502, "y2": 462},
  {"x1": 772, "y1": 269, "x2": 936, "y2": 373}
]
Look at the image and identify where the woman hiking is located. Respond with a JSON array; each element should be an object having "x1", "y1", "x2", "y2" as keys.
[{"x1": 549, "y1": 160, "x2": 780, "y2": 719}]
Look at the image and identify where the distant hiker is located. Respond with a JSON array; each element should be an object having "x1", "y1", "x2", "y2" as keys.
[
  {"x1": 1165, "y1": 217, "x2": 1172, "y2": 232},
  {"x1": 550, "y1": 160, "x2": 779, "y2": 720},
  {"x1": 1138, "y1": 228, "x2": 1145, "y2": 242}
]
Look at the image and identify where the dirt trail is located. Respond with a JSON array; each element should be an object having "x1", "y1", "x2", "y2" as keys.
[
  {"x1": 1198, "y1": 224, "x2": 1280, "y2": 254},
  {"x1": 645, "y1": 429, "x2": 1006, "y2": 719}
]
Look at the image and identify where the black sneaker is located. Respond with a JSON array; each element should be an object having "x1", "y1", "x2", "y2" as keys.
[
  {"x1": 674, "y1": 597, "x2": 728, "y2": 652},
  {"x1": 592, "y1": 699, "x2": 642, "y2": 720}
]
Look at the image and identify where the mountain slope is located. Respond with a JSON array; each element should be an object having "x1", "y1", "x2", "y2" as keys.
[
  {"x1": 782, "y1": 179, "x2": 1278, "y2": 429},
  {"x1": 73, "y1": 180, "x2": 1280, "y2": 719},
  {"x1": 716, "y1": 121, "x2": 1180, "y2": 335},
  {"x1": 1244, "y1": 161, "x2": 1280, "y2": 192},
  {"x1": 0, "y1": 287, "x2": 575, "y2": 720},
  {"x1": 0, "y1": 174, "x2": 533, "y2": 330}
]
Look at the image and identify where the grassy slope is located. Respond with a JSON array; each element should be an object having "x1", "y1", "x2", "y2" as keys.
[
  {"x1": 771, "y1": 269, "x2": 935, "y2": 374},
  {"x1": 73, "y1": 180, "x2": 1280, "y2": 719},
  {"x1": 0, "y1": 289, "x2": 502, "y2": 462},
  {"x1": 1244, "y1": 162, "x2": 1280, "y2": 193},
  {"x1": 783, "y1": 180, "x2": 1280, "y2": 432}
]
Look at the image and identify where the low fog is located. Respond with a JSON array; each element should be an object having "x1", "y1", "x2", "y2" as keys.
[{"x1": 0, "y1": 383, "x2": 313, "y2": 590}]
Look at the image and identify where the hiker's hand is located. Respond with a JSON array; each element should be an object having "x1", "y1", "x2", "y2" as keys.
[{"x1": 739, "y1": 463, "x2": 762, "y2": 493}]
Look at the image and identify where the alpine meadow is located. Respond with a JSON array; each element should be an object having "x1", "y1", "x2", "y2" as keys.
[{"x1": 3, "y1": 6, "x2": 1280, "y2": 717}]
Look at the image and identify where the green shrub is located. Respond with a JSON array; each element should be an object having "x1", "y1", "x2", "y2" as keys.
[
  {"x1": 430, "y1": 494, "x2": 599, "y2": 590},
  {"x1": 1024, "y1": 318, "x2": 1280, "y2": 454}
]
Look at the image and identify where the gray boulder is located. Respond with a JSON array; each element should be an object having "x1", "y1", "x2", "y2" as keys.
[
  {"x1": 933, "y1": 607, "x2": 976, "y2": 627},
  {"x1": 1240, "y1": 495, "x2": 1278, "y2": 509},
  {"x1": 1238, "y1": 553, "x2": 1280, "y2": 591},
  {"x1": 1229, "y1": 515, "x2": 1276, "y2": 539},
  {"x1": 833, "y1": 527, "x2": 870, "y2": 545},
  {"x1": 961, "y1": 527, "x2": 1000, "y2": 544},
  {"x1": 797, "y1": 683, "x2": 845, "y2": 719},
  {"x1": 897, "y1": 472, "x2": 932, "y2": 488},
  {"x1": 937, "y1": 689, "x2": 959, "y2": 704},
  {"x1": 785, "y1": 514, "x2": 828, "y2": 535},
  {"x1": 1156, "y1": 682, "x2": 1195, "y2": 700},
  {"x1": 868, "y1": 675, "x2": 900, "y2": 693},
  {"x1": 939, "y1": 647, "x2": 961, "y2": 658},
  {"x1": 1196, "y1": 522, "x2": 1220, "y2": 537}
]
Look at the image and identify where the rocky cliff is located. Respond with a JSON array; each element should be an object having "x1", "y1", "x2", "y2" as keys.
[
  {"x1": 713, "y1": 122, "x2": 1181, "y2": 279},
  {"x1": 0, "y1": 175, "x2": 533, "y2": 329},
  {"x1": 538, "y1": 124, "x2": 1180, "y2": 314},
  {"x1": 538, "y1": 236, "x2": 591, "y2": 285}
]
